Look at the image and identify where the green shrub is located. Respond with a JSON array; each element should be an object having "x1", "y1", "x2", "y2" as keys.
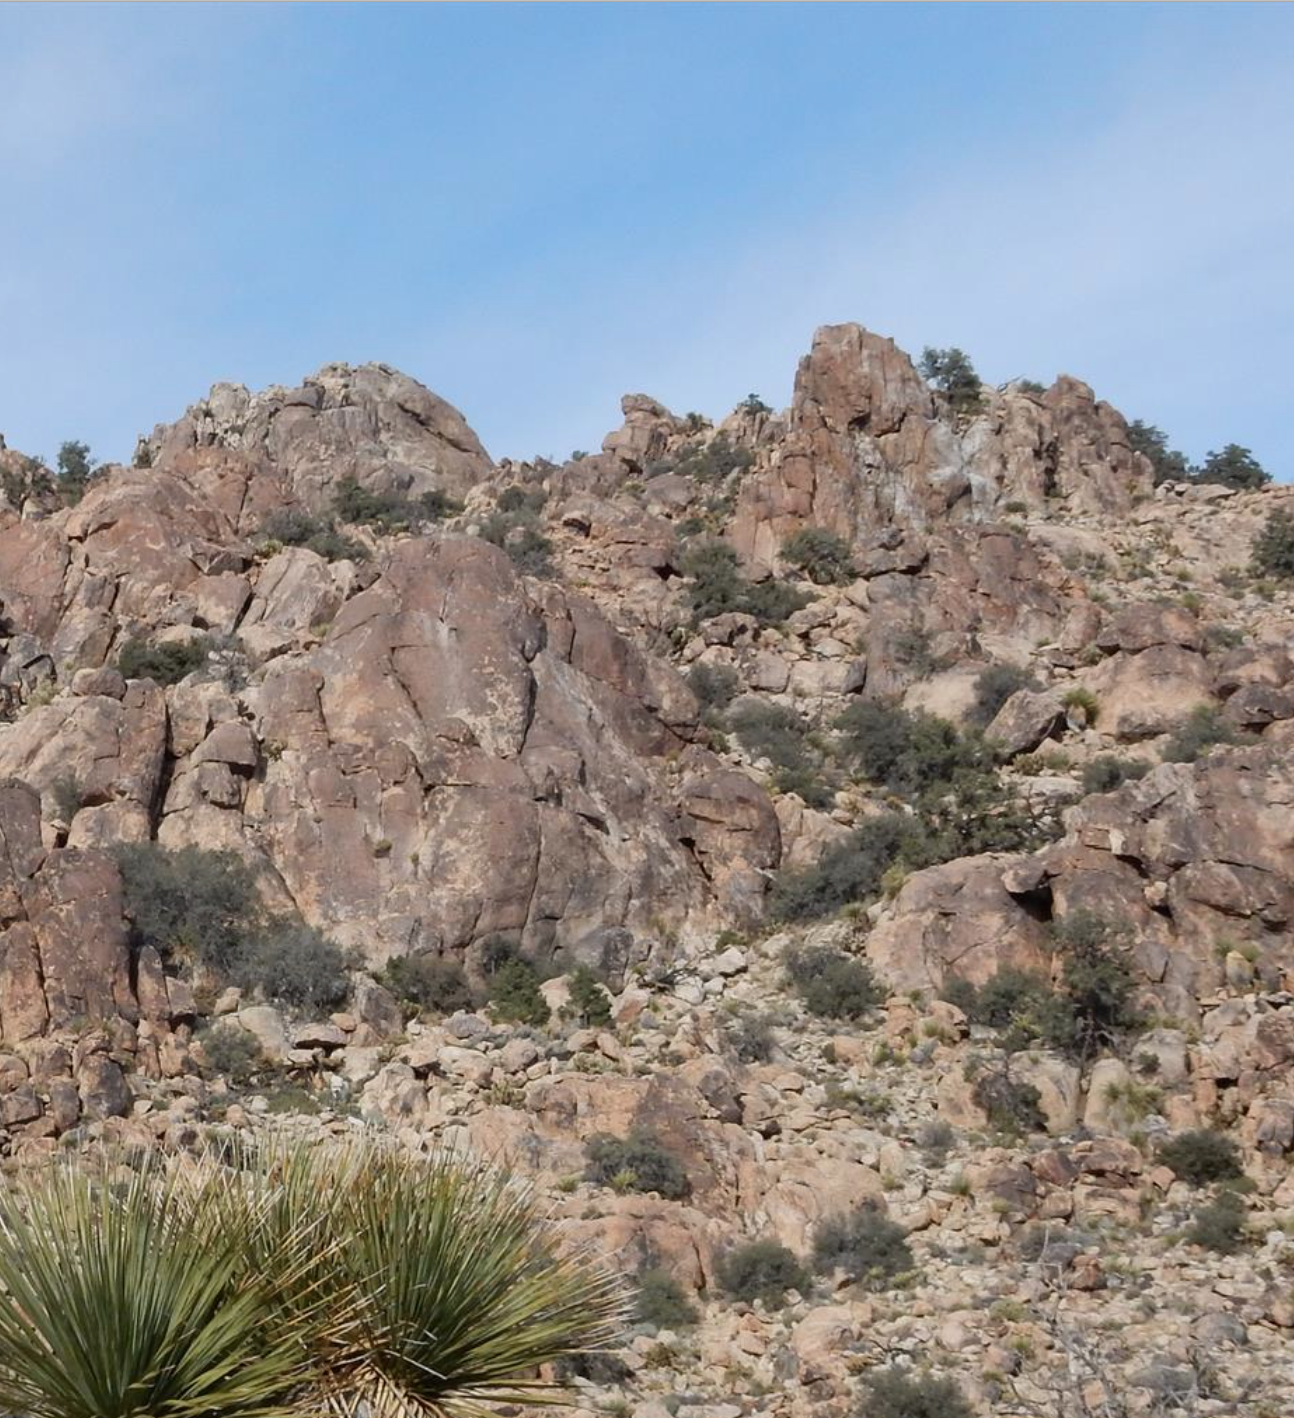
[
  {"x1": 812, "y1": 1202, "x2": 914, "y2": 1290},
  {"x1": 49, "y1": 773, "x2": 85, "y2": 823},
  {"x1": 1061, "y1": 686, "x2": 1099, "y2": 725},
  {"x1": 487, "y1": 959, "x2": 550, "y2": 1027},
  {"x1": 835, "y1": 701, "x2": 987, "y2": 797},
  {"x1": 780, "y1": 527, "x2": 854, "y2": 585},
  {"x1": 1158, "y1": 1130, "x2": 1243, "y2": 1186},
  {"x1": 730, "y1": 702, "x2": 812, "y2": 772},
  {"x1": 739, "y1": 394, "x2": 771, "y2": 415},
  {"x1": 1126, "y1": 421, "x2": 1191, "y2": 485},
  {"x1": 652, "y1": 433, "x2": 754, "y2": 486},
  {"x1": 680, "y1": 540, "x2": 807, "y2": 627},
  {"x1": 115, "y1": 843, "x2": 260, "y2": 973},
  {"x1": 1251, "y1": 508, "x2": 1294, "y2": 580},
  {"x1": 1162, "y1": 704, "x2": 1244, "y2": 764},
  {"x1": 785, "y1": 946, "x2": 882, "y2": 1020},
  {"x1": 716, "y1": 1240, "x2": 809, "y2": 1307},
  {"x1": 378, "y1": 954, "x2": 474, "y2": 1017},
  {"x1": 973, "y1": 1068, "x2": 1046, "y2": 1137},
  {"x1": 1194, "y1": 444, "x2": 1270, "y2": 491},
  {"x1": 565, "y1": 965, "x2": 612, "y2": 1027},
  {"x1": 1081, "y1": 755, "x2": 1150, "y2": 795},
  {"x1": 687, "y1": 662, "x2": 740, "y2": 720},
  {"x1": 858, "y1": 1367, "x2": 974, "y2": 1418},
  {"x1": 117, "y1": 636, "x2": 210, "y2": 686},
  {"x1": 333, "y1": 476, "x2": 463, "y2": 531},
  {"x1": 969, "y1": 664, "x2": 1037, "y2": 728},
  {"x1": 55, "y1": 439, "x2": 99, "y2": 504},
  {"x1": 258, "y1": 508, "x2": 369, "y2": 562},
  {"x1": 724, "y1": 1010, "x2": 777, "y2": 1064},
  {"x1": 199, "y1": 1023, "x2": 266, "y2": 1084},
  {"x1": 585, "y1": 1133, "x2": 690, "y2": 1199},
  {"x1": 1047, "y1": 910, "x2": 1142, "y2": 1060},
  {"x1": 477, "y1": 486, "x2": 554, "y2": 576},
  {"x1": 1186, "y1": 1191, "x2": 1248, "y2": 1254},
  {"x1": 237, "y1": 924, "x2": 350, "y2": 1012},
  {"x1": 919, "y1": 347, "x2": 984, "y2": 414},
  {"x1": 770, "y1": 813, "x2": 924, "y2": 921},
  {"x1": 634, "y1": 1268, "x2": 697, "y2": 1328}
]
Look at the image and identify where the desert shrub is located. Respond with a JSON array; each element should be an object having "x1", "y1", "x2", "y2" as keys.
[
  {"x1": 658, "y1": 433, "x2": 754, "y2": 486},
  {"x1": 1251, "y1": 509, "x2": 1294, "y2": 580},
  {"x1": 479, "y1": 947, "x2": 549, "y2": 1026},
  {"x1": 730, "y1": 702, "x2": 812, "y2": 773},
  {"x1": 973, "y1": 1068, "x2": 1047, "y2": 1137},
  {"x1": 780, "y1": 527, "x2": 853, "y2": 585},
  {"x1": 565, "y1": 965, "x2": 612, "y2": 1027},
  {"x1": 1194, "y1": 444, "x2": 1270, "y2": 491},
  {"x1": 858, "y1": 1367, "x2": 974, "y2": 1418},
  {"x1": 1158, "y1": 1129, "x2": 1242, "y2": 1186},
  {"x1": 199, "y1": 1022, "x2": 266, "y2": 1084},
  {"x1": 1081, "y1": 755, "x2": 1150, "y2": 795},
  {"x1": 49, "y1": 773, "x2": 85, "y2": 823},
  {"x1": 585, "y1": 1133, "x2": 690, "y2": 1199},
  {"x1": 889, "y1": 623, "x2": 943, "y2": 677},
  {"x1": 739, "y1": 393, "x2": 772, "y2": 415},
  {"x1": 1186, "y1": 1191, "x2": 1248, "y2": 1254},
  {"x1": 917, "y1": 1119, "x2": 956, "y2": 1164},
  {"x1": 1162, "y1": 704, "x2": 1244, "y2": 764},
  {"x1": 1126, "y1": 421, "x2": 1191, "y2": 485},
  {"x1": 258, "y1": 507, "x2": 369, "y2": 562},
  {"x1": 836, "y1": 701, "x2": 987, "y2": 797},
  {"x1": 333, "y1": 476, "x2": 462, "y2": 531},
  {"x1": 919, "y1": 347, "x2": 983, "y2": 414},
  {"x1": 680, "y1": 539, "x2": 807, "y2": 627},
  {"x1": 237, "y1": 923, "x2": 350, "y2": 1012},
  {"x1": 115, "y1": 843, "x2": 260, "y2": 973},
  {"x1": 785, "y1": 946, "x2": 882, "y2": 1020},
  {"x1": 117, "y1": 635, "x2": 210, "y2": 686},
  {"x1": 687, "y1": 662, "x2": 740, "y2": 720},
  {"x1": 1047, "y1": 910, "x2": 1142, "y2": 1060},
  {"x1": 812, "y1": 1202, "x2": 914, "y2": 1290},
  {"x1": 725, "y1": 1010, "x2": 777, "y2": 1064},
  {"x1": 378, "y1": 954, "x2": 474, "y2": 1017},
  {"x1": 55, "y1": 439, "x2": 99, "y2": 503},
  {"x1": 1061, "y1": 686, "x2": 1099, "y2": 725},
  {"x1": 770, "y1": 813, "x2": 925, "y2": 921},
  {"x1": 634, "y1": 1268, "x2": 697, "y2": 1328},
  {"x1": 717, "y1": 1240, "x2": 809, "y2": 1307},
  {"x1": 969, "y1": 663, "x2": 1037, "y2": 729}
]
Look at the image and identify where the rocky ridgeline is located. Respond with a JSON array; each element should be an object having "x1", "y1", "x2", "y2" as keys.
[{"x1": 1, "y1": 324, "x2": 1293, "y2": 1415}]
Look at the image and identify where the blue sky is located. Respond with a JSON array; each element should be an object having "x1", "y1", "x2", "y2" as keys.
[{"x1": 1, "y1": 3, "x2": 1291, "y2": 477}]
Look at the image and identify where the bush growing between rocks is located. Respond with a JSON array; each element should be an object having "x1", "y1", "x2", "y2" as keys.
[
  {"x1": 634, "y1": 1268, "x2": 697, "y2": 1329},
  {"x1": 258, "y1": 507, "x2": 369, "y2": 563},
  {"x1": 716, "y1": 1240, "x2": 809, "y2": 1308},
  {"x1": 564, "y1": 965, "x2": 612, "y2": 1027},
  {"x1": 972, "y1": 1067, "x2": 1047, "y2": 1138},
  {"x1": 650, "y1": 434, "x2": 754, "y2": 486},
  {"x1": 480, "y1": 939, "x2": 551, "y2": 1027},
  {"x1": 199, "y1": 1023, "x2": 266, "y2": 1085},
  {"x1": 919, "y1": 347, "x2": 983, "y2": 414},
  {"x1": 1127, "y1": 421, "x2": 1192, "y2": 486},
  {"x1": 55, "y1": 439, "x2": 100, "y2": 504},
  {"x1": 1162, "y1": 704, "x2": 1245, "y2": 764},
  {"x1": 1251, "y1": 508, "x2": 1294, "y2": 580},
  {"x1": 785, "y1": 946, "x2": 882, "y2": 1021},
  {"x1": 1158, "y1": 1129, "x2": 1243, "y2": 1186},
  {"x1": 1194, "y1": 444, "x2": 1270, "y2": 491},
  {"x1": 780, "y1": 527, "x2": 854, "y2": 585},
  {"x1": 117, "y1": 635, "x2": 211, "y2": 686},
  {"x1": 680, "y1": 539, "x2": 808, "y2": 627},
  {"x1": 835, "y1": 701, "x2": 990, "y2": 797},
  {"x1": 238, "y1": 923, "x2": 350, "y2": 1013},
  {"x1": 1081, "y1": 755, "x2": 1150, "y2": 795},
  {"x1": 1187, "y1": 1190, "x2": 1248, "y2": 1254},
  {"x1": 686, "y1": 662, "x2": 739, "y2": 722},
  {"x1": 724, "y1": 1009, "x2": 777, "y2": 1064},
  {"x1": 969, "y1": 663, "x2": 1039, "y2": 728},
  {"x1": 378, "y1": 954, "x2": 474, "y2": 1018},
  {"x1": 812, "y1": 1202, "x2": 914, "y2": 1291},
  {"x1": 333, "y1": 476, "x2": 463, "y2": 531},
  {"x1": 585, "y1": 1133, "x2": 690, "y2": 1200},
  {"x1": 729, "y1": 702, "x2": 832, "y2": 807},
  {"x1": 858, "y1": 1368, "x2": 974, "y2": 1418}
]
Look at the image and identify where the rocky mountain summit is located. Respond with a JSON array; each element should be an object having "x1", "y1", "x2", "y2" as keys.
[{"x1": 1, "y1": 324, "x2": 1293, "y2": 1416}]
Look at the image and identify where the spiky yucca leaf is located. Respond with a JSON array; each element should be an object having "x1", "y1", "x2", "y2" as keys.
[
  {"x1": 230, "y1": 1135, "x2": 628, "y2": 1418},
  {"x1": 0, "y1": 1158, "x2": 310, "y2": 1418}
]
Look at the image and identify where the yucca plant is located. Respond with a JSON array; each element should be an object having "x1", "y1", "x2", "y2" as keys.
[
  {"x1": 0, "y1": 1159, "x2": 311, "y2": 1418},
  {"x1": 235, "y1": 1136, "x2": 627, "y2": 1418}
]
